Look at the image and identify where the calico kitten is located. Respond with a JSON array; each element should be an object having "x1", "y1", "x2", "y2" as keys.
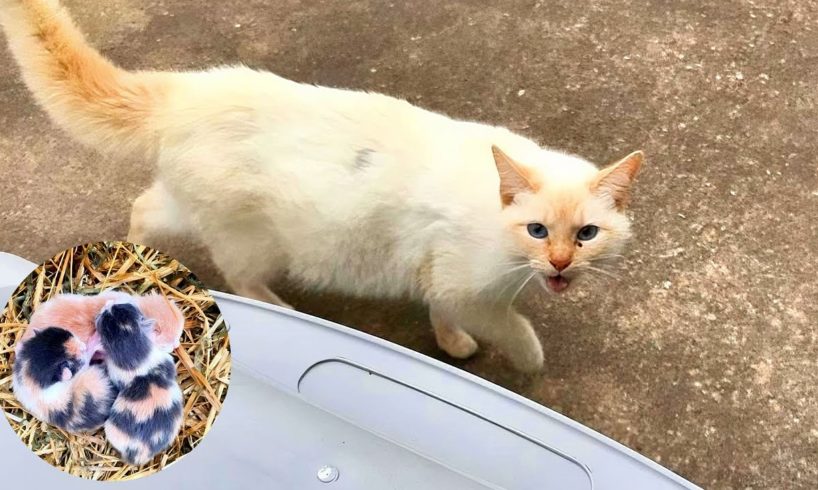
[
  {"x1": 13, "y1": 327, "x2": 117, "y2": 433},
  {"x1": 96, "y1": 301, "x2": 183, "y2": 466},
  {"x1": 0, "y1": 0, "x2": 643, "y2": 372},
  {"x1": 22, "y1": 291, "x2": 185, "y2": 357}
]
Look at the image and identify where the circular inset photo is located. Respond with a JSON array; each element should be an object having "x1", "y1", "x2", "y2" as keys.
[{"x1": 0, "y1": 241, "x2": 231, "y2": 480}]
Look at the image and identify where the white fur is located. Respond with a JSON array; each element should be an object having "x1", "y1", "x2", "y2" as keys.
[
  {"x1": 142, "y1": 68, "x2": 597, "y2": 301},
  {"x1": 125, "y1": 68, "x2": 636, "y2": 372},
  {"x1": 12, "y1": 374, "x2": 46, "y2": 419},
  {"x1": 0, "y1": 1, "x2": 641, "y2": 372},
  {"x1": 107, "y1": 349, "x2": 172, "y2": 386},
  {"x1": 39, "y1": 381, "x2": 70, "y2": 404},
  {"x1": 12, "y1": 364, "x2": 72, "y2": 420}
]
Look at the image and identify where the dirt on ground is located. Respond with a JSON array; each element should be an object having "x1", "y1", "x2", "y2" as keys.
[{"x1": 2, "y1": 1, "x2": 817, "y2": 488}]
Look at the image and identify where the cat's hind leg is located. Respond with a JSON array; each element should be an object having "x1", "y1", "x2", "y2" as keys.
[
  {"x1": 127, "y1": 181, "x2": 190, "y2": 245},
  {"x1": 130, "y1": 181, "x2": 293, "y2": 308},
  {"x1": 205, "y1": 225, "x2": 294, "y2": 309},
  {"x1": 228, "y1": 278, "x2": 293, "y2": 310}
]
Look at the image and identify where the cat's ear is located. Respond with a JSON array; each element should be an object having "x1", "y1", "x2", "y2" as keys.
[
  {"x1": 491, "y1": 145, "x2": 538, "y2": 207},
  {"x1": 140, "y1": 317, "x2": 158, "y2": 334},
  {"x1": 592, "y1": 150, "x2": 644, "y2": 210}
]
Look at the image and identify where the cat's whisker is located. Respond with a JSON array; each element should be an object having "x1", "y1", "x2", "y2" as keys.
[
  {"x1": 506, "y1": 271, "x2": 537, "y2": 318},
  {"x1": 529, "y1": 261, "x2": 550, "y2": 272},
  {"x1": 491, "y1": 267, "x2": 536, "y2": 309},
  {"x1": 499, "y1": 262, "x2": 532, "y2": 271},
  {"x1": 508, "y1": 272, "x2": 537, "y2": 309},
  {"x1": 576, "y1": 264, "x2": 619, "y2": 280},
  {"x1": 490, "y1": 261, "x2": 539, "y2": 298},
  {"x1": 591, "y1": 258, "x2": 627, "y2": 269},
  {"x1": 591, "y1": 261, "x2": 626, "y2": 269},
  {"x1": 499, "y1": 260, "x2": 531, "y2": 266},
  {"x1": 494, "y1": 264, "x2": 533, "y2": 284},
  {"x1": 592, "y1": 254, "x2": 626, "y2": 260},
  {"x1": 494, "y1": 274, "x2": 526, "y2": 305},
  {"x1": 590, "y1": 260, "x2": 630, "y2": 270},
  {"x1": 587, "y1": 261, "x2": 625, "y2": 272}
]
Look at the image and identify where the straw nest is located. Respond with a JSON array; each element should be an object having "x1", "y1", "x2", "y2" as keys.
[{"x1": 0, "y1": 242, "x2": 231, "y2": 480}]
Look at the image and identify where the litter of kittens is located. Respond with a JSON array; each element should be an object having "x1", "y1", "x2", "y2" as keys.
[
  {"x1": 0, "y1": 244, "x2": 230, "y2": 481},
  {"x1": 0, "y1": 250, "x2": 700, "y2": 489}
]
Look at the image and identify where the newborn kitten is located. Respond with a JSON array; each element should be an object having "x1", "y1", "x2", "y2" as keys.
[
  {"x1": 0, "y1": 0, "x2": 644, "y2": 372},
  {"x1": 96, "y1": 301, "x2": 183, "y2": 466},
  {"x1": 22, "y1": 291, "x2": 184, "y2": 358},
  {"x1": 12, "y1": 327, "x2": 117, "y2": 433}
]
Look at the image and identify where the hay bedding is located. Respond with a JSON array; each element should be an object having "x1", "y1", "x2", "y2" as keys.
[{"x1": 0, "y1": 242, "x2": 231, "y2": 481}]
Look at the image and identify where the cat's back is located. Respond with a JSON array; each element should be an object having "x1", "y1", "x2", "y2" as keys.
[{"x1": 158, "y1": 66, "x2": 455, "y2": 171}]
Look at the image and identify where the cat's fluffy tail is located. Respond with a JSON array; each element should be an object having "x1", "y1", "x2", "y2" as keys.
[{"x1": 0, "y1": 0, "x2": 168, "y2": 154}]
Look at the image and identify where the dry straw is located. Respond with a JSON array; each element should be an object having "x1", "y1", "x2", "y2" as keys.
[{"x1": 0, "y1": 242, "x2": 231, "y2": 481}]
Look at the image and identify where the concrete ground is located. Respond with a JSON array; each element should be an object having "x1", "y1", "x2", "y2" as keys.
[{"x1": 1, "y1": 0, "x2": 817, "y2": 487}]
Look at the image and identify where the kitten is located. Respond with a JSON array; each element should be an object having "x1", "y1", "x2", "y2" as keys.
[
  {"x1": 0, "y1": 0, "x2": 643, "y2": 372},
  {"x1": 13, "y1": 327, "x2": 118, "y2": 433},
  {"x1": 96, "y1": 301, "x2": 183, "y2": 466},
  {"x1": 22, "y1": 291, "x2": 185, "y2": 357}
]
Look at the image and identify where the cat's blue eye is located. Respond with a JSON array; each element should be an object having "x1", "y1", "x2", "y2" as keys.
[
  {"x1": 577, "y1": 225, "x2": 599, "y2": 241},
  {"x1": 527, "y1": 223, "x2": 548, "y2": 239}
]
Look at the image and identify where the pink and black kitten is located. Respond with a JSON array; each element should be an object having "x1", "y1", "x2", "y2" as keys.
[
  {"x1": 96, "y1": 301, "x2": 184, "y2": 466},
  {"x1": 13, "y1": 327, "x2": 117, "y2": 433}
]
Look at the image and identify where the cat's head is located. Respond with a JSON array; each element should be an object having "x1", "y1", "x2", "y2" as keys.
[
  {"x1": 492, "y1": 145, "x2": 643, "y2": 293},
  {"x1": 95, "y1": 300, "x2": 155, "y2": 370},
  {"x1": 136, "y1": 292, "x2": 184, "y2": 352},
  {"x1": 15, "y1": 327, "x2": 87, "y2": 388},
  {"x1": 96, "y1": 300, "x2": 155, "y2": 343}
]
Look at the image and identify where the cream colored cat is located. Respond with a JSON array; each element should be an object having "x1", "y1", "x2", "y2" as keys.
[{"x1": 1, "y1": 0, "x2": 643, "y2": 372}]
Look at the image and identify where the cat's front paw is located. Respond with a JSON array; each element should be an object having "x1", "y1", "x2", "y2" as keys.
[
  {"x1": 436, "y1": 328, "x2": 479, "y2": 359},
  {"x1": 509, "y1": 340, "x2": 545, "y2": 374}
]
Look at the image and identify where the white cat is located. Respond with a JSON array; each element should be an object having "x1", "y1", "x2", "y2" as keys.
[{"x1": 1, "y1": 0, "x2": 643, "y2": 372}]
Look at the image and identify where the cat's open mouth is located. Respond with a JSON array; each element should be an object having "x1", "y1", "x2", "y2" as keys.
[{"x1": 546, "y1": 274, "x2": 570, "y2": 293}]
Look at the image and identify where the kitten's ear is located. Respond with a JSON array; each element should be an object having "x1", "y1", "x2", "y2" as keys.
[
  {"x1": 492, "y1": 145, "x2": 538, "y2": 207},
  {"x1": 592, "y1": 150, "x2": 644, "y2": 210},
  {"x1": 140, "y1": 317, "x2": 158, "y2": 334}
]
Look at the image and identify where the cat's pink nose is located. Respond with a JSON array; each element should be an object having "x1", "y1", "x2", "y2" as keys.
[{"x1": 549, "y1": 258, "x2": 572, "y2": 272}]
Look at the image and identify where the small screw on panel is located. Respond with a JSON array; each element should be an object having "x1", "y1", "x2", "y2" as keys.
[{"x1": 317, "y1": 465, "x2": 340, "y2": 483}]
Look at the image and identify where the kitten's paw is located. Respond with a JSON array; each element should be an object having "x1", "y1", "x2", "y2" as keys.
[{"x1": 436, "y1": 328, "x2": 479, "y2": 359}]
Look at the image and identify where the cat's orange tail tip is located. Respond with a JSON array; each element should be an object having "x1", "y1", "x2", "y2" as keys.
[{"x1": 0, "y1": 0, "x2": 167, "y2": 155}]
